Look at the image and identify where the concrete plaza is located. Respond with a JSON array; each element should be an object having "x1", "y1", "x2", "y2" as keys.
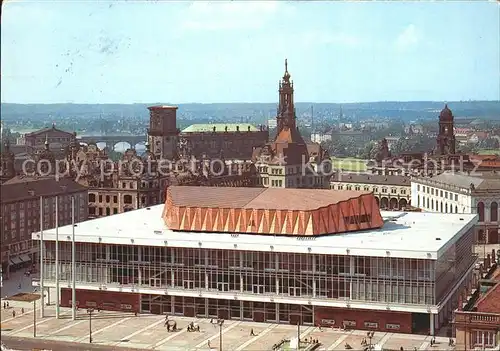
[{"x1": 0, "y1": 286, "x2": 457, "y2": 351}]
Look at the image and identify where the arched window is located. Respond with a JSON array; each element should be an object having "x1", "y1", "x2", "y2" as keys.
[
  {"x1": 88, "y1": 193, "x2": 96, "y2": 202},
  {"x1": 431, "y1": 199, "x2": 434, "y2": 211},
  {"x1": 477, "y1": 202, "x2": 485, "y2": 222},
  {"x1": 455, "y1": 205, "x2": 458, "y2": 213},
  {"x1": 491, "y1": 202, "x2": 498, "y2": 222},
  {"x1": 440, "y1": 201, "x2": 443, "y2": 212},
  {"x1": 445, "y1": 203, "x2": 448, "y2": 213}
]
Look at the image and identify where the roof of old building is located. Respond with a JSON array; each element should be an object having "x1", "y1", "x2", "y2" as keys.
[
  {"x1": 475, "y1": 277, "x2": 500, "y2": 314},
  {"x1": 24, "y1": 124, "x2": 74, "y2": 137},
  {"x1": 148, "y1": 105, "x2": 178, "y2": 110},
  {"x1": 168, "y1": 186, "x2": 371, "y2": 211},
  {"x1": 1, "y1": 176, "x2": 87, "y2": 203},
  {"x1": 426, "y1": 171, "x2": 500, "y2": 190},
  {"x1": 330, "y1": 173, "x2": 410, "y2": 186},
  {"x1": 181, "y1": 123, "x2": 258, "y2": 133}
]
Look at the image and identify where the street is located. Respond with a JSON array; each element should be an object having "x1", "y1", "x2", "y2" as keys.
[{"x1": 1, "y1": 336, "x2": 148, "y2": 351}]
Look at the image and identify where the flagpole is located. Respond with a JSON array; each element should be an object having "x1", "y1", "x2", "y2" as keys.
[
  {"x1": 71, "y1": 196, "x2": 76, "y2": 320},
  {"x1": 39, "y1": 196, "x2": 45, "y2": 318},
  {"x1": 55, "y1": 196, "x2": 60, "y2": 319}
]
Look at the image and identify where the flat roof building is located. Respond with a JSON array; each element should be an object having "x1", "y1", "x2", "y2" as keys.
[{"x1": 33, "y1": 187, "x2": 478, "y2": 336}]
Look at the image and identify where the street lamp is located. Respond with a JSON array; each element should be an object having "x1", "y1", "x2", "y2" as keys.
[
  {"x1": 33, "y1": 288, "x2": 37, "y2": 338},
  {"x1": 217, "y1": 318, "x2": 224, "y2": 351},
  {"x1": 87, "y1": 308, "x2": 94, "y2": 343},
  {"x1": 367, "y1": 331, "x2": 375, "y2": 350}
]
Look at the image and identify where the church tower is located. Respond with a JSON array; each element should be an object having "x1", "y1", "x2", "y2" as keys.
[
  {"x1": 436, "y1": 104, "x2": 456, "y2": 155},
  {"x1": 276, "y1": 59, "x2": 296, "y2": 135},
  {"x1": 147, "y1": 105, "x2": 180, "y2": 160}
]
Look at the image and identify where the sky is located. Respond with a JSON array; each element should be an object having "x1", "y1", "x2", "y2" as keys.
[{"x1": 1, "y1": 0, "x2": 499, "y2": 104}]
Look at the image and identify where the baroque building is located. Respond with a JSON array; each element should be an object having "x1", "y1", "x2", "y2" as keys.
[
  {"x1": 17, "y1": 123, "x2": 77, "y2": 149},
  {"x1": 368, "y1": 105, "x2": 483, "y2": 177},
  {"x1": 179, "y1": 123, "x2": 269, "y2": 160},
  {"x1": 252, "y1": 60, "x2": 331, "y2": 188}
]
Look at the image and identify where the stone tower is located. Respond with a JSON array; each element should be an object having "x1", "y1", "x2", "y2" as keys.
[
  {"x1": 436, "y1": 104, "x2": 456, "y2": 155},
  {"x1": 0, "y1": 140, "x2": 15, "y2": 183},
  {"x1": 147, "y1": 105, "x2": 179, "y2": 160},
  {"x1": 276, "y1": 59, "x2": 296, "y2": 136}
]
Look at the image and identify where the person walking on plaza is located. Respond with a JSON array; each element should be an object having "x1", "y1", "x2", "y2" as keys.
[
  {"x1": 12, "y1": 310, "x2": 15, "y2": 318},
  {"x1": 21, "y1": 308, "x2": 24, "y2": 314}
]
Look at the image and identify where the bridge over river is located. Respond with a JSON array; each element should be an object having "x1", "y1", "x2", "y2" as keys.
[{"x1": 77, "y1": 135, "x2": 146, "y2": 151}]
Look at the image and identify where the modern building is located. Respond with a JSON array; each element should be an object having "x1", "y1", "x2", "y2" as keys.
[
  {"x1": 330, "y1": 173, "x2": 411, "y2": 210},
  {"x1": 453, "y1": 253, "x2": 499, "y2": 350},
  {"x1": 34, "y1": 186, "x2": 478, "y2": 336},
  {"x1": 1, "y1": 176, "x2": 87, "y2": 277},
  {"x1": 179, "y1": 123, "x2": 269, "y2": 160},
  {"x1": 411, "y1": 171, "x2": 500, "y2": 244},
  {"x1": 251, "y1": 60, "x2": 331, "y2": 189}
]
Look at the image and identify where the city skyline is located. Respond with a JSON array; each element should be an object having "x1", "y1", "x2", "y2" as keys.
[{"x1": 1, "y1": 1, "x2": 499, "y2": 104}]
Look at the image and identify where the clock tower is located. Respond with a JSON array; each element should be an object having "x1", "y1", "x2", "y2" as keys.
[{"x1": 147, "y1": 105, "x2": 180, "y2": 160}]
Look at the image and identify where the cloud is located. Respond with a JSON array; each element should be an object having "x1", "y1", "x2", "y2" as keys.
[
  {"x1": 299, "y1": 30, "x2": 361, "y2": 48},
  {"x1": 395, "y1": 24, "x2": 421, "y2": 51},
  {"x1": 180, "y1": 1, "x2": 295, "y2": 31}
]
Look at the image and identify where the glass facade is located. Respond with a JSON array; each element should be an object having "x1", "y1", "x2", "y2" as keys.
[{"x1": 41, "y1": 242, "x2": 455, "y2": 306}]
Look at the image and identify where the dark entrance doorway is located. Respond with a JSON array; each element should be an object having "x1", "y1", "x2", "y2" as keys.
[{"x1": 411, "y1": 313, "x2": 430, "y2": 335}]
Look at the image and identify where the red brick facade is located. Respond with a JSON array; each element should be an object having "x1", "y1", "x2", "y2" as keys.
[
  {"x1": 60, "y1": 288, "x2": 140, "y2": 313},
  {"x1": 314, "y1": 307, "x2": 413, "y2": 334}
]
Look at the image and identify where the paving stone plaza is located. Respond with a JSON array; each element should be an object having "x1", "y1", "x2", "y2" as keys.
[{"x1": 1, "y1": 289, "x2": 456, "y2": 351}]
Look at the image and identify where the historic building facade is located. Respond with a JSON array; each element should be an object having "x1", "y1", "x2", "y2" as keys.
[
  {"x1": 17, "y1": 124, "x2": 77, "y2": 149},
  {"x1": 367, "y1": 106, "x2": 495, "y2": 177},
  {"x1": 411, "y1": 172, "x2": 500, "y2": 244},
  {"x1": 453, "y1": 252, "x2": 499, "y2": 350},
  {"x1": 1, "y1": 176, "x2": 87, "y2": 278},
  {"x1": 147, "y1": 105, "x2": 180, "y2": 160},
  {"x1": 0, "y1": 141, "x2": 16, "y2": 184},
  {"x1": 251, "y1": 60, "x2": 331, "y2": 189},
  {"x1": 330, "y1": 173, "x2": 411, "y2": 210},
  {"x1": 179, "y1": 123, "x2": 269, "y2": 160}
]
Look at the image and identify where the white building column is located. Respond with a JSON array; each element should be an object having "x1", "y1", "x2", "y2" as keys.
[
  {"x1": 171, "y1": 252, "x2": 175, "y2": 287},
  {"x1": 240, "y1": 252, "x2": 244, "y2": 293},
  {"x1": 429, "y1": 313, "x2": 435, "y2": 336},
  {"x1": 275, "y1": 253, "x2": 279, "y2": 294},
  {"x1": 312, "y1": 253, "x2": 316, "y2": 297}
]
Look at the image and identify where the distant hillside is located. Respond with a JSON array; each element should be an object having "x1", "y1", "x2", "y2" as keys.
[{"x1": 1, "y1": 101, "x2": 499, "y2": 124}]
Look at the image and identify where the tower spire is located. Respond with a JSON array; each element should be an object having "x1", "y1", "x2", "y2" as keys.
[{"x1": 285, "y1": 59, "x2": 288, "y2": 73}]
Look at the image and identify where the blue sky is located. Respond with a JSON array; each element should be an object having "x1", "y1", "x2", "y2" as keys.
[{"x1": 1, "y1": 1, "x2": 499, "y2": 104}]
